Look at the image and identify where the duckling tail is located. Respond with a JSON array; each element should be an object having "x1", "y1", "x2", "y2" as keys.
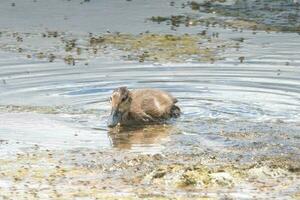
[{"x1": 170, "y1": 105, "x2": 181, "y2": 118}]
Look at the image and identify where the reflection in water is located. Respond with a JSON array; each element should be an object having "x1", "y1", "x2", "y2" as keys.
[{"x1": 108, "y1": 124, "x2": 174, "y2": 150}]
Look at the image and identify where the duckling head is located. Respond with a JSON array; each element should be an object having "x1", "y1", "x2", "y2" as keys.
[{"x1": 107, "y1": 87, "x2": 132, "y2": 127}]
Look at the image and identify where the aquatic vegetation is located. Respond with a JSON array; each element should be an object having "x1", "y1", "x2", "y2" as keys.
[
  {"x1": 64, "y1": 39, "x2": 77, "y2": 52},
  {"x1": 148, "y1": 15, "x2": 199, "y2": 29},
  {"x1": 149, "y1": 0, "x2": 300, "y2": 33},
  {"x1": 64, "y1": 55, "x2": 75, "y2": 65},
  {"x1": 85, "y1": 33, "x2": 230, "y2": 63},
  {"x1": 150, "y1": 15, "x2": 190, "y2": 28},
  {"x1": 187, "y1": 0, "x2": 300, "y2": 32},
  {"x1": 42, "y1": 31, "x2": 59, "y2": 38},
  {"x1": 0, "y1": 31, "x2": 235, "y2": 64}
]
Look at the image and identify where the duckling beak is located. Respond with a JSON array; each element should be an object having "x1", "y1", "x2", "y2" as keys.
[{"x1": 107, "y1": 108, "x2": 122, "y2": 127}]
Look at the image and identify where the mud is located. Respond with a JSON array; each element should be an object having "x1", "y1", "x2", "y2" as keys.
[{"x1": 0, "y1": 148, "x2": 299, "y2": 199}]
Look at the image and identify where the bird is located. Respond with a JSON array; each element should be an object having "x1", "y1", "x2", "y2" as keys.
[{"x1": 107, "y1": 87, "x2": 180, "y2": 127}]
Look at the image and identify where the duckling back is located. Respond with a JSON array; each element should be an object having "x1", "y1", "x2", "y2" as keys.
[{"x1": 128, "y1": 89, "x2": 180, "y2": 122}]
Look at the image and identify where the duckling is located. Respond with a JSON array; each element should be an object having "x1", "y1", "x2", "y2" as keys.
[{"x1": 107, "y1": 87, "x2": 180, "y2": 127}]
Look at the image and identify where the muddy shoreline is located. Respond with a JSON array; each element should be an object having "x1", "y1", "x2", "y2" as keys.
[{"x1": 0, "y1": 147, "x2": 299, "y2": 199}]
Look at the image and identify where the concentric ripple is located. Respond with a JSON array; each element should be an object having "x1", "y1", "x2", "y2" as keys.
[{"x1": 0, "y1": 29, "x2": 300, "y2": 153}]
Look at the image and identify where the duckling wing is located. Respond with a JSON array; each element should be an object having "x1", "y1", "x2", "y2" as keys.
[
  {"x1": 141, "y1": 98, "x2": 165, "y2": 118},
  {"x1": 142, "y1": 92, "x2": 175, "y2": 118},
  {"x1": 130, "y1": 89, "x2": 178, "y2": 120}
]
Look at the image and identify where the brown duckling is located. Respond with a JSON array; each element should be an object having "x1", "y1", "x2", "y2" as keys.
[{"x1": 107, "y1": 87, "x2": 180, "y2": 127}]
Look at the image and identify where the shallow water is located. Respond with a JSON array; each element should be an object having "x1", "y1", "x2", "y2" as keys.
[
  {"x1": 0, "y1": 0, "x2": 300, "y2": 199},
  {"x1": 1, "y1": 30, "x2": 300, "y2": 153}
]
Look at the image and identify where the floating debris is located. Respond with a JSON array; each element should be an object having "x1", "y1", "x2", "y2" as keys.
[
  {"x1": 36, "y1": 52, "x2": 45, "y2": 59},
  {"x1": 48, "y1": 53, "x2": 56, "y2": 62},
  {"x1": 64, "y1": 55, "x2": 75, "y2": 65},
  {"x1": 238, "y1": 56, "x2": 245, "y2": 63},
  {"x1": 64, "y1": 39, "x2": 77, "y2": 52}
]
